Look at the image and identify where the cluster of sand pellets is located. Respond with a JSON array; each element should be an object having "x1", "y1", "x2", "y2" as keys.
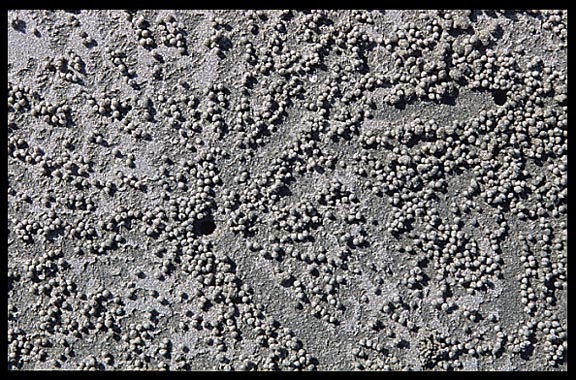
[{"x1": 8, "y1": 10, "x2": 566, "y2": 370}]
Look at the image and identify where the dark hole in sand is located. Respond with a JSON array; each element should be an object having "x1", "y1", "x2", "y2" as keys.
[
  {"x1": 492, "y1": 89, "x2": 507, "y2": 105},
  {"x1": 196, "y1": 219, "x2": 216, "y2": 235}
]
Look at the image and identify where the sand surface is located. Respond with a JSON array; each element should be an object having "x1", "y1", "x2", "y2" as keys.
[{"x1": 8, "y1": 10, "x2": 567, "y2": 371}]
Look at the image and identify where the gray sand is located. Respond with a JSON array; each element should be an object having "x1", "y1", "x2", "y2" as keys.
[{"x1": 8, "y1": 10, "x2": 567, "y2": 370}]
